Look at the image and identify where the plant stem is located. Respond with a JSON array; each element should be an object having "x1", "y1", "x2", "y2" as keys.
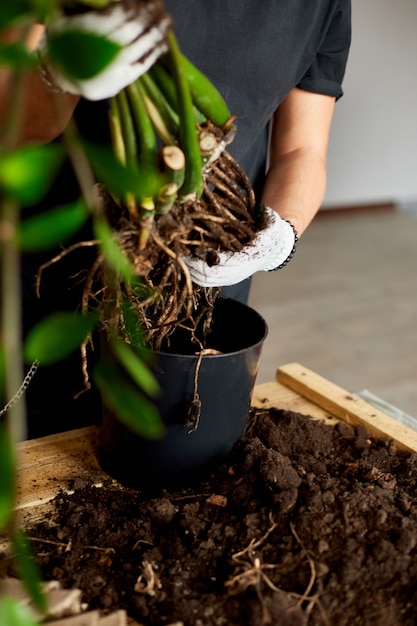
[
  {"x1": 166, "y1": 31, "x2": 203, "y2": 199},
  {"x1": 0, "y1": 196, "x2": 26, "y2": 443},
  {"x1": 0, "y1": 37, "x2": 32, "y2": 443}
]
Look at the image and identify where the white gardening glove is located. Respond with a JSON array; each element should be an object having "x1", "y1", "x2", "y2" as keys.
[
  {"x1": 184, "y1": 206, "x2": 298, "y2": 287},
  {"x1": 37, "y1": 1, "x2": 171, "y2": 100}
]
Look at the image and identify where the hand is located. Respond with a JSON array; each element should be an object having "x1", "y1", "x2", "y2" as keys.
[
  {"x1": 37, "y1": 1, "x2": 171, "y2": 100},
  {"x1": 184, "y1": 206, "x2": 298, "y2": 287}
]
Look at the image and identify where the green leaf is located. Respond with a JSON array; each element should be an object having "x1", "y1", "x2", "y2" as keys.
[
  {"x1": 83, "y1": 141, "x2": 163, "y2": 200},
  {"x1": 0, "y1": 0, "x2": 53, "y2": 27},
  {"x1": 94, "y1": 357, "x2": 164, "y2": 439},
  {"x1": 24, "y1": 311, "x2": 97, "y2": 365},
  {"x1": 0, "y1": 596, "x2": 39, "y2": 626},
  {"x1": 0, "y1": 421, "x2": 16, "y2": 530},
  {"x1": 18, "y1": 200, "x2": 89, "y2": 251},
  {"x1": 110, "y1": 337, "x2": 160, "y2": 398},
  {"x1": 75, "y1": 0, "x2": 114, "y2": 7},
  {"x1": 0, "y1": 1, "x2": 33, "y2": 27},
  {"x1": 93, "y1": 216, "x2": 135, "y2": 283},
  {"x1": 0, "y1": 344, "x2": 5, "y2": 402},
  {"x1": 0, "y1": 42, "x2": 37, "y2": 71},
  {"x1": 121, "y1": 294, "x2": 151, "y2": 349},
  {"x1": 48, "y1": 30, "x2": 121, "y2": 81},
  {"x1": 0, "y1": 144, "x2": 63, "y2": 206},
  {"x1": 13, "y1": 530, "x2": 47, "y2": 615}
]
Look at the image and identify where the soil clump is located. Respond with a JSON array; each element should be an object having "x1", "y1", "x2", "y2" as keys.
[{"x1": 13, "y1": 407, "x2": 417, "y2": 625}]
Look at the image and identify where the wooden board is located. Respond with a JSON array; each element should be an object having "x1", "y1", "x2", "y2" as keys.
[
  {"x1": 15, "y1": 426, "x2": 102, "y2": 527},
  {"x1": 276, "y1": 362, "x2": 417, "y2": 453},
  {"x1": 251, "y1": 378, "x2": 339, "y2": 424}
]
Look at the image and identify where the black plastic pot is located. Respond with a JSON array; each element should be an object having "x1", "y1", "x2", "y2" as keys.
[{"x1": 98, "y1": 297, "x2": 268, "y2": 490}]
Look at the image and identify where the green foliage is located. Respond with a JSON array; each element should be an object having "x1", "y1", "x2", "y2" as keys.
[
  {"x1": 13, "y1": 530, "x2": 47, "y2": 615},
  {"x1": 0, "y1": 421, "x2": 16, "y2": 529},
  {"x1": 93, "y1": 215, "x2": 136, "y2": 283},
  {"x1": 0, "y1": 597, "x2": 39, "y2": 626},
  {"x1": 18, "y1": 200, "x2": 89, "y2": 251},
  {"x1": 121, "y1": 293, "x2": 152, "y2": 349},
  {"x1": 109, "y1": 337, "x2": 160, "y2": 398},
  {"x1": 0, "y1": 0, "x2": 55, "y2": 30},
  {"x1": 24, "y1": 311, "x2": 97, "y2": 365},
  {"x1": 83, "y1": 140, "x2": 165, "y2": 201},
  {"x1": 0, "y1": 144, "x2": 63, "y2": 206},
  {"x1": 0, "y1": 344, "x2": 4, "y2": 400},
  {"x1": 0, "y1": 2, "x2": 171, "y2": 620},
  {"x1": 0, "y1": 1, "x2": 37, "y2": 27},
  {"x1": 94, "y1": 355, "x2": 164, "y2": 439},
  {"x1": 0, "y1": 41, "x2": 37, "y2": 71},
  {"x1": 47, "y1": 30, "x2": 121, "y2": 81},
  {"x1": 71, "y1": 0, "x2": 113, "y2": 7}
]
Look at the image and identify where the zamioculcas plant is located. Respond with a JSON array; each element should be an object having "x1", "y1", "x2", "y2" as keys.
[{"x1": 1, "y1": 0, "x2": 263, "y2": 618}]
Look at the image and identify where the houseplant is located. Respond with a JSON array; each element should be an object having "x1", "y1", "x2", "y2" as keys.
[
  {"x1": 1, "y1": 2, "x2": 269, "y2": 615},
  {"x1": 72, "y1": 22, "x2": 270, "y2": 489}
]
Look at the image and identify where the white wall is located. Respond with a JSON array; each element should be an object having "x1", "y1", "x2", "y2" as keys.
[{"x1": 324, "y1": 0, "x2": 417, "y2": 208}]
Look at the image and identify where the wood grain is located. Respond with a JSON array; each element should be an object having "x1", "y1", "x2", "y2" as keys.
[
  {"x1": 13, "y1": 364, "x2": 417, "y2": 525},
  {"x1": 15, "y1": 426, "x2": 103, "y2": 527},
  {"x1": 276, "y1": 363, "x2": 417, "y2": 452}
]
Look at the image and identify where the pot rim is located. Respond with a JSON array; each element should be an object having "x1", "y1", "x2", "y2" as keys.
[{"x1": 151, "y1": 297, "x2": 268, "y2": 359}]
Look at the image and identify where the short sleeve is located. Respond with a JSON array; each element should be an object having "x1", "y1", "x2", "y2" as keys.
[{"x1": 298, "y1": 0, "x2": 352, "y2": 100}]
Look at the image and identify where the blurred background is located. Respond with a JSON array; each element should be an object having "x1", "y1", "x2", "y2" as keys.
[{"x1": 249, "y1": 0, "x2": 417, "y2": 418}]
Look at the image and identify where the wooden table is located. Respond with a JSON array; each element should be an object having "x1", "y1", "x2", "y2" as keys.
[
  {"x1": 8, "y1": 362, "x2": 417, "y2": 626},
  {"x1": 15, "y1": 362, "x2": 417, "y2": 526}
]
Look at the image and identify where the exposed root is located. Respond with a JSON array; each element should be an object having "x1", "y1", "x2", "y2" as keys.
[
  {"x1": 290, "y1": 522, "x2": 329, "y2": 624},
  {"x1": 134, "y1": 560, "x2": 161, "y2": 597},
  {"x1": 87, "y1": 145, "x2": 258, "y2": 352},
  {"x1": 35, "y1": 240, "x2": 98, "y2": 298},
  {"x1": 226, "y1": 513, "x2": 280, "y2": 595},
  {"x1": 290, "y1": 522, "x2": 317, "y2": 609},
  {"x1": 37, "y1": 141, "x2": 258, "y2": 385},
  {"x1": 225, "y1": 515, "x2": 326, "y2": 624},
  {"x1": 27, "y1": 536, "x2": 116, "y2": 555},
  {"x1": 185, "y1": 347, "x2": 222, "y2": 434}
]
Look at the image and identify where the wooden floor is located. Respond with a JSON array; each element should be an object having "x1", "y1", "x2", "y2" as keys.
[{"x1": 249, "y1": 208, "x2": 417, "y2": 419}]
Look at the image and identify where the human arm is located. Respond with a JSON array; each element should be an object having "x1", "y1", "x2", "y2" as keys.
[
  {"x1": 0, "y1": 1, "x2": 171, "y2": 145},
  {"x1": 184, "y1": 86, "x2": 336, "y2": 287},
  {"x1": 261, "y1": 86, "x2": 336, "y2": 238},
  {"x1": 0, "y1": 25, "x2": 80, "y2": 145}
]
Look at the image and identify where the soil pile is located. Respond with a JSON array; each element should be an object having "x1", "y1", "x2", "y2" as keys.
[{"x1": 20, "y1": 408, "x2": 417, "y2": 625}]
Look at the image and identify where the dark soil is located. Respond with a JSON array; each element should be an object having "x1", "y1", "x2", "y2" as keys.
[{"x1": 19, "y1": 408, "x2": 417, "y2": 625}]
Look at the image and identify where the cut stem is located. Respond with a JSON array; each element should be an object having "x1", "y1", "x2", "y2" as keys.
[{"x1": 166, "y1": 31, "x2": 203, "y2": 199}]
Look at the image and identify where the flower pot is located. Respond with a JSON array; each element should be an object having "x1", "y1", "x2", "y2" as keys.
[{"x1": 98, "y1": 297, "x2": 268, "y2": 490}]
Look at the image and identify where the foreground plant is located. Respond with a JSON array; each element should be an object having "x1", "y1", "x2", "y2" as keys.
[
  {"x1": 87, "y1": 30, "x2": 257, "y2": 354},
  {"x1": 1, "y1": 0, "x2": 272, "y2": 620},
  {"x1": 34, "y1": 0, "x2": 260, "y2": 386}
]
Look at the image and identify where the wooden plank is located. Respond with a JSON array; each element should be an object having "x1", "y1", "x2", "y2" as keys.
[
  {"x1": 16, "y1": 426, "x2": 102, "y2": 509},
  {"x1": 15, "y1": 426, "x2": 106, "y2": 527},
  {"x1": 276, "y1": 363, "x2": 417, "y2": 453},
  {"x1": 251, "y1": 380, "x2": 339, "y2": 424}
]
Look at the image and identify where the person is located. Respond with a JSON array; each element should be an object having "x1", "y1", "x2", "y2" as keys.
[{"x1": 0, "y1": 0, "x2": 351, "y2": 437}]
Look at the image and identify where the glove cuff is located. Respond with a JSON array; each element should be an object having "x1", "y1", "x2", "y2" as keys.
[
  {"x1": 37, "y1": 44, "x2": 67, "y2": 95},
  {"x1": 268, "y1": 219, "x2": 298, "y2": 271}
]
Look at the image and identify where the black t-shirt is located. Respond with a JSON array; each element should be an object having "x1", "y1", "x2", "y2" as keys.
[
  {"x1": 164, "y1": 0, "x2": 351, "y2": 195},
  {"x1": 47, "y1": 0, "x2": 352, "y2": 204},
  {"x1": 24, "y1": 0, "x2": 352, "y2": 312},
  {"x1": 22, "y1": 1, "x2": 351, "y2": 434}
]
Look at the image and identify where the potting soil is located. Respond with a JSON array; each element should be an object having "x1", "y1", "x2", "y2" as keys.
[{"x1": 15, "y1": 408, "x2": 417, "y2": 625}]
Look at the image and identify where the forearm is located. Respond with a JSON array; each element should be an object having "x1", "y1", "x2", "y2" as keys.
[
  {"x1": 260, "y1": 147, "x2": 327, "y2": 237},
  {"x1": 260, "y1": 88, "x2": 336, "y2": 237},
  {"x1": 0, "y1": 26, "x2": 79, "y2": 145}
]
